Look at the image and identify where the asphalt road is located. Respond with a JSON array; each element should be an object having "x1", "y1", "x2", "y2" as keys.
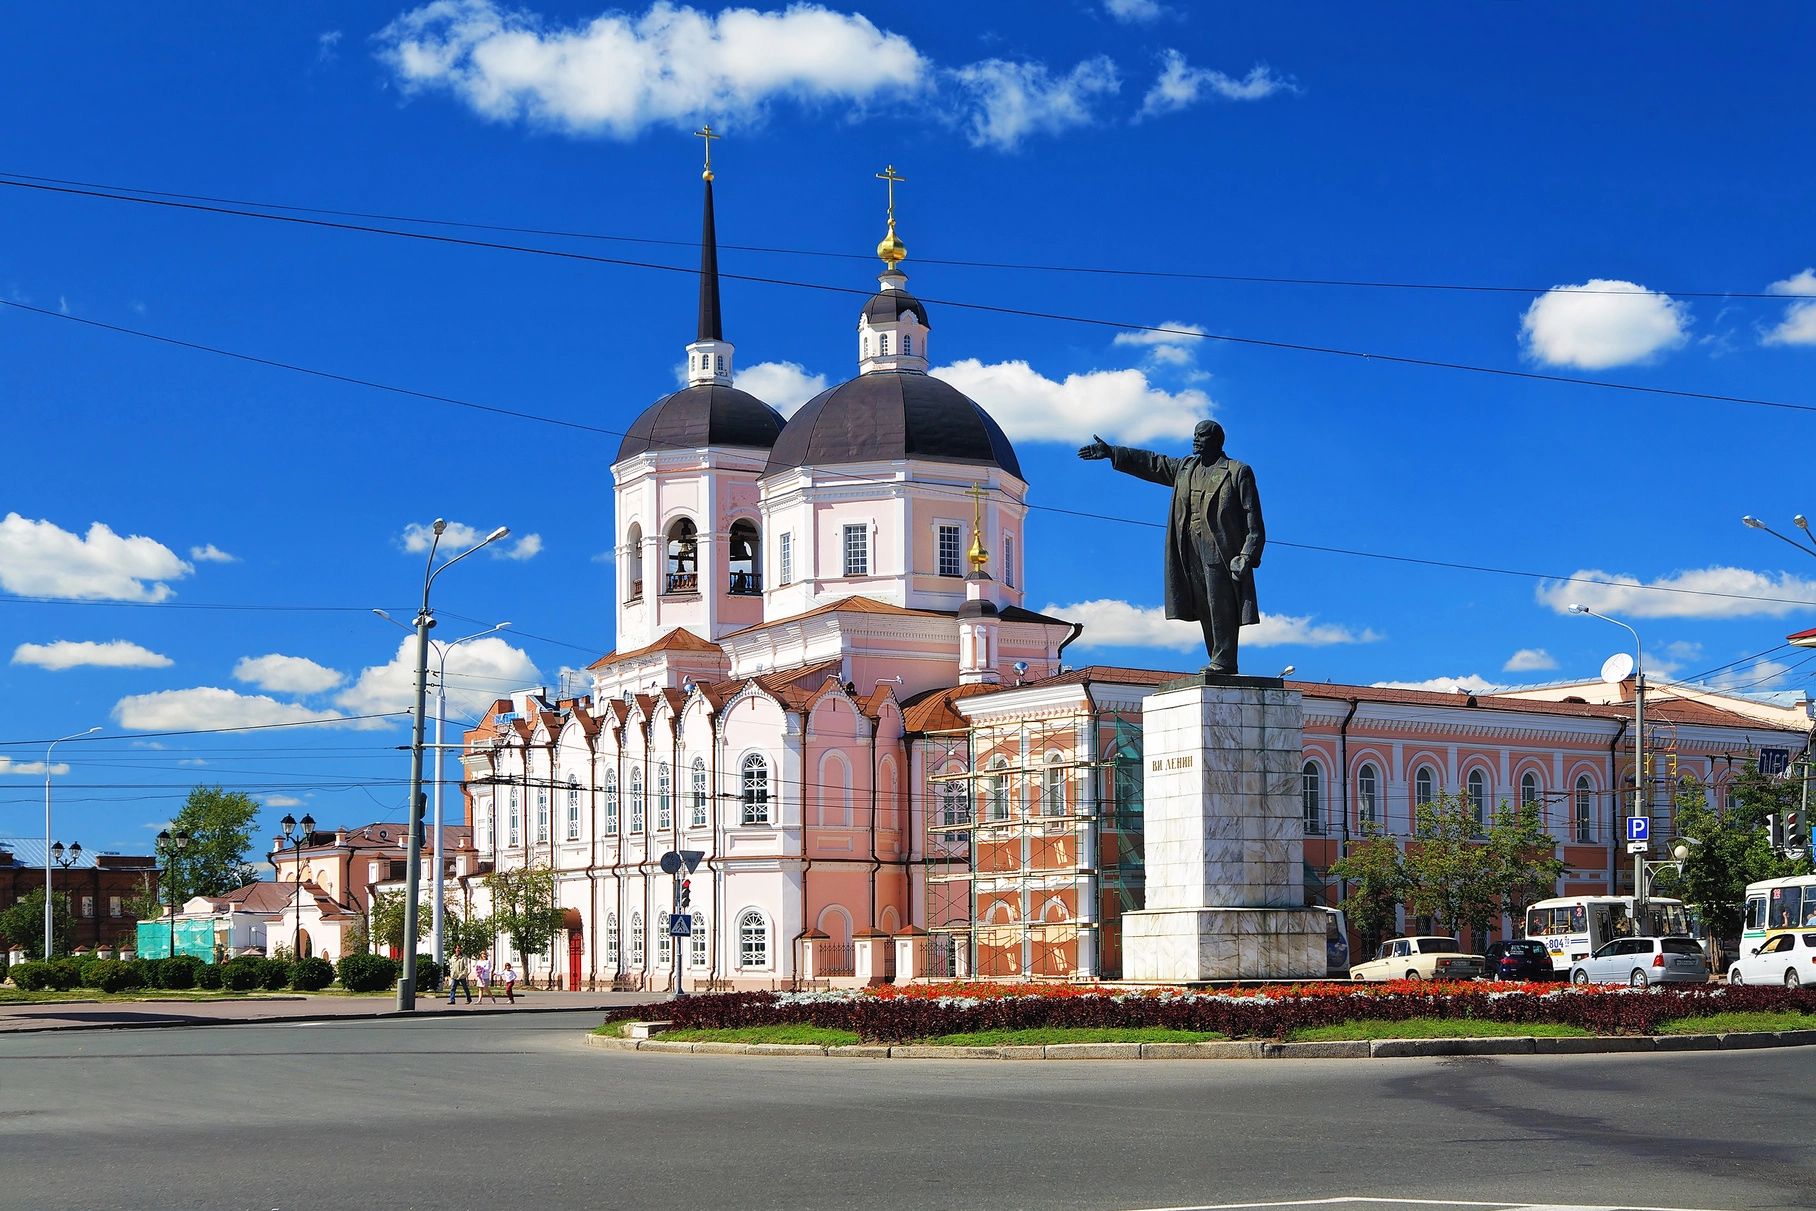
[{"x1": 0, "y1": 1010, "x2": 1808, "y2": 1211}]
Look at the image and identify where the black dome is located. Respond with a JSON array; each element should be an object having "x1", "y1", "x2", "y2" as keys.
[
  {"x1": 616, "y1": 384, "x2": 786, "y2": 463},
  {"x1": 762, "y1": 371, "x2": 1021, "y2": 479},
  {"x1": 862, "y1": 288, "x2": 930, "y2": 329}
]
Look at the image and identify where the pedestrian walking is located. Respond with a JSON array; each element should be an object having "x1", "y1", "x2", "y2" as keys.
[
  {"x1": 447, "y1": 951, "x2": 474, "y2": 1005},
  {"x1": 502, "y1": 961, "x2": 518, "y2": 1004},
  {"x1": 476, "y1": 957, "x2": 497, "y2": 1003}
]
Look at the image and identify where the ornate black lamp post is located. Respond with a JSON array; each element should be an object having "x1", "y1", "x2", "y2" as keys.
[
  {"x1": 154, "y1": 828, "x2": 191, "y2": 958},
  {"x1": 279, "y1": 813, "x2": 316, "y2": 958}
]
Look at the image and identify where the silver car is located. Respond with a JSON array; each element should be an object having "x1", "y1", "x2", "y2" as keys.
[{"x1": 1569, "y1": 936, "x2": 1710, "y2": 986}]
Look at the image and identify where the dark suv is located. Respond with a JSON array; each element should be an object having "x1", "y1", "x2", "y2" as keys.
[{"x1": 1484, "y1": 939, "x2": 1558, "y2": 982}]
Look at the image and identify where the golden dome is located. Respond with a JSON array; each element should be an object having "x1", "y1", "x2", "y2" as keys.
[{"x1": 877, "y1": 218, "x2": 906, "y2": 267}]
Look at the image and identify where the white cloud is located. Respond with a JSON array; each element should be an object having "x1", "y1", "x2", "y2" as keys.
[
  {"x1": 189, "y1": 543, "x2": 236, "y2": 563},
  {"x1": 400, "y1": 521, "x2": 541, "y2": 561},
  {"x1": 335, "y1": 635, "x2": 541, "y2": 719},
  {"x1": 233, "y1": 653, "x2": 345, "y2": 694},
  {"x1": 1763, "y1": 269, "x2": 1816, "y2": 347},
  {"x1": 12, "y1": 640, "x2": 173, "y2": 671},
  {"x1": 735, "y1": 360, "x2": 826, "y2": 416},
  {"x1": 0, "y1": 758, "x2": 69, "y2": 776},
  {"x1": 1519, "y1": 280, "x2": 1690, "y2": 370},
  {"x1": 377, "y1": 0, "x2": 927, "y2": 138},
  {"x1": 1140, "y1": 52, "x2": 1292, "y2": 117},
  {"x1": 262, "y1": 794, "x2": 306, "y2": 807},
  {"x1": 1502, "y1": 648, "x2": 1558, "y2": 673},
  {"x1": 112, "y1": 687, "x2": 379, "y2": 732},
  {"x1": 951, "y1": 56, "x2": 1119, "y2": 150},
  {"x1": 1373, "y1": 674, "x2": 1501, "y2": 694},
  {"x1": 1113, "y1": 321, "x2": 1208, "y2": 368},
  {"x1": 0, "y1": 513, "x2": 191, "y2": 601},
  {"x1": 934, "y1": 358, "x2": 1211, "y2": 445},
  {"x1": 1537, "y1": 566, "x2": 1816, "y2": 620},
  {"x1": 1044, "y1": 599, "x2": 1377, "y2": 652},
  {"x1": 1104, "y1": 0, "x2": 1164, "y2": 22}
]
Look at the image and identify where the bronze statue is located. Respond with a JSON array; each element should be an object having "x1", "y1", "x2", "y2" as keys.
[{"x1": 1079, "y1": 420, "x2": 1265, "y2": 675}]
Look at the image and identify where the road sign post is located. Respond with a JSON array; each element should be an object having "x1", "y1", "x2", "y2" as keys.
[{"x1": 660, "y1": 850, "x2": 708, "y2": 998}]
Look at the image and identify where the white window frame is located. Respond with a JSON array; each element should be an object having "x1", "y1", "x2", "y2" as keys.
[
  {"x1": 1002, "y1": 532, "x2": 1015, "y2": 588},
  {"x1": 604, "y1": 770, "x2": 619, "y2": 835},
  {"x1": 737, "y1": 909, "x2": 770, "y2": 970},
  {"x1": 937, "y1": 523, "x2": 963, "y2": 578},
  {"x1": 779, "y1": 531, "x2": 793, "y2": 586},
  {"x1": 1043, "y1": 753, "x2": 1067, "y2": 817},
  {"x1": 1466, "y1": 768, "x2": 1488, "y2": 828},
  {"x1": 1302, "y1": 760, "x2": 1322, "y2": 835},
  {"x1": 566, "y1": 776, "x2": 581, "y2": 841},
  {"x1": 657, "y1": 911, "x2": 672, "y2": 965},
  {"x1": 657, "y1": 763, "x2": 673, "y2": 831},
  {"x1": 691, "y1": 758, "x2": 709, "y2": 827},
  {"x1": 691, "y1": 912, "x2": 708, "y2": 968},
  {"x1": 1575, "y1": 775, "x2": 1594, "y2": 843},
  {"x1": 630, "y1": 767, "x2": 645, "y2": 833},
  {"x1": 1357, "y1": 763, "x2": 1379, "y2": 826},
  {"x1": 741, "y1": 754, "x2": 771, "y2": 825},
  {"x1": 508, "y1": 787, "x2": 521, "y2": 848},
  {"x1": 536, "y1": 786, "x2": 549, "y2": 844},
  {"x1": 630, "y1": 912, "x2": 645, "y2": 967},
  {"x1": 605, "y1": 913, "x2": 620, "y2": 968},
  {"x1": 842, "y1": 523, "x2": 868, "y2": 578}
]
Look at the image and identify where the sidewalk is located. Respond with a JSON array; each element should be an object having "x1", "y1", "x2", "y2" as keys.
[{"x1": 0, "y1": 988, "x2": 665, "y2": 1034}]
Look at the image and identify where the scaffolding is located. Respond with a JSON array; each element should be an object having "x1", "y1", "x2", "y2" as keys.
[{"x1": 921, "y1": 709, "x2": 1146, "y2": 981}]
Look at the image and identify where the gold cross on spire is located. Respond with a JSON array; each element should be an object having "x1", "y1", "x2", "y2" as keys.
[
  {"x1": 695, "y1": 125, "x2": 720, "y2": 181},
  {"x1": 876, "y1": 164, "x2": 905, "y2": 220},
  {"x1": 966, "y1": 482, "x2": 990, "y2": 574},
  {"x1": 875, "y1": 164, "x2": 907, "y2": 268}
]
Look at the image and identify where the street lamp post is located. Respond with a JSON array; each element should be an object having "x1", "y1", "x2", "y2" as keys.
[
  {"x1": 279, "y1": 813, "x2": 316, "y2": 958},
  {"x1": 49, "y1": 842, "x2": 81, "y2": 953},
  {"x1": 44, "y1": 727, "x2": 100, "y2": 958},
  {"x1": 1568, "y1": 604, "x2": 1648, "y2": 926},
  {"x1": 397, "y1": 518, "x2": 510, "y2": 1012},
  {"x1": 154, "y1": 828, "x2": 191, "y2": 959}
]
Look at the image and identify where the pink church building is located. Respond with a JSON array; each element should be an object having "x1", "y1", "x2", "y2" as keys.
[{"x1": 458, "y1": 172, "x2": 1811, "y2": 989}]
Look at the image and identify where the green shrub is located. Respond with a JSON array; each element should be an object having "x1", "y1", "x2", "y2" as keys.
[
  {"x1": 194, "y1": 963, "x2": 224, "y2": 990},
  {"x1": 80, "y1": 959, "x2": 143, "y2": 993},
  {"x1": 8, "y1": 961, "x2": 57, "y2": 992},
  {"x1": 290, "y1": 956, "x2": 334, "y2": 991},
  {"x1": 336, "y1": 952, "x2": 398, "y2": 993},
  {"x1": 157, "y1": 954, "x2": 201, "y2": 990},
  {"x1": 415, "y1": 958, "x2": 443, "y2": 991},
  {"x1": 260, "y1": 958, "x2": 291, "y2": 991},
  {"x1": 47, "y1": 960, "x2": 83, "y2": 990},
  {"x1": 220, "y1": 958, "x2": 264, "y2": 991}
]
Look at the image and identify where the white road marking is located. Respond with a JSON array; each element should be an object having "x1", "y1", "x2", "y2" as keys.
[{"x1": 1116, "y1": 1198, "x2": 1733, "y2": 1211}]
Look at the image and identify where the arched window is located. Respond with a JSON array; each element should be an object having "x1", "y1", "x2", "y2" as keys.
[
  {"x1": 508, "y1": 786, "x2": 521, "y2": 847},
  {"x1": 940, "y1": 764, "x2": 969, "y2": 827},
  {"x1": 985, "y1": 755, "x2": 1010, "y2": 821},
  {"x1": 630, "y1": 912, "x2": 645, "y2": 967},
  {"x1": 1414, "y1": 765, "x2": 1436, "y2": 806},
  {"x1": 690, "y1": 758, "x2": 708, "y2": 827},
  {"x1": 1043, "y1": 753, "x2": 1067, "y2": 817},
  {"x1": 741, "y1": 754, "x2": 770, "y2": 825},
  {"x1": 630, "y1": 767, "x2": 645, "y2": 833},
  {"x1": 1575, "y1": 775, "x2": 1594, "y2": 842},
  {"x1": 535, "y1": 786, "x2": 549, "y2": 843},
  {"x1": 625, "y1": 523, "x2": 644, "y2": 602},
  {"x1": 604, "y1": 770, "x2": 619, "y2": 834},
  {"x1": 604, "y1": 912, "x2": 619, "y2": 968},
  {"x1": 1357, "y1": 763, "x2": 1379, "y2": 827},
  {"x1": 691, "y1": 912, "x2": 708, "y2": 968},
  {"x1": 1466, "y1": 769, "x2": 1487, "y2": 830},
  {"x1": 566, "y1": 775, "x2": 581, "y2": 841},
  {"x1": 879, "y1": 331, "x2": 891, "y2": 355},
  {"x1": 657, "y1": 763, "x2": 672, "y2": 831},
  {"x1": 665, "y1": 518, "x2": 698, "y2": 594},
  {"x1": 902, "y1": 334, "x2": 912, "y2": 356},
  {"x1": 737, "y1": 910, "x2": 768, "y2": 969},
  {"x1": 657, "y1": 911, "x2": 672, "y2": 966},
  {"x1": 820, "y1": 752, "x2": 851, "y2": 827},
  {"x1": 1521, "y1": 771, "x2": 1539, "y2": 810},
  {"x1": 1302, "y1": 760, "x2": 1323, "y2": 835},
  {"x1": 729, "y1": 518, "x2": 761, "y2": 596}
]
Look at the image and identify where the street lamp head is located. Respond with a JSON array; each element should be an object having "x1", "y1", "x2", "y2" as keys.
[
  {"x1": 300, "y1": 813, "x2": 315, "y2": 835},
  {"x1": 485, "y1": 526, "x2": 510, "y2": 543},
  {"x1": 1672, "y1": 843, "x2": 1690, "y2": 863},
  {"x1": 1743, "y1": 515, "x2": 1765, "y2": 529},
  {"x1": 69, "y1": 841, "x2": 81, "y2": 859},
  {"x1": 51, "y1": 841, "x2": 63, "y2": 861},
  {"x1": 1798, "y1": 516, "x2": 1812, "y2": 532},
  {"x1": 280, "y1": 813, "x2": 296, "y2": 837},
  {"x1": 1278, "y1": 665, "x2": 1296, "y2": 678},
  {"x1": 173, "y1": 830, "x2": 191, "y2": 851},
  {"x1": 1567, "y1": 603, "x2": 1588, "y2": 615},
  {"x1": 155, "y1": 829, "x2": 171, "y2": 850},
  {"x1": 432, "y1": 518, "x2": 447, "y2": 536}
]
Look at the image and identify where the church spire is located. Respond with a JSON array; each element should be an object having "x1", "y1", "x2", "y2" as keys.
[{"x1": 685, "y1": 126, "x2": 733, "y2": 388}]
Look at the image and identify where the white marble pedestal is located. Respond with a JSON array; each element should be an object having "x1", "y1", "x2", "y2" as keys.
[{"x1": 1121, "y1": 674, "x2": 1327, "y2": 982}]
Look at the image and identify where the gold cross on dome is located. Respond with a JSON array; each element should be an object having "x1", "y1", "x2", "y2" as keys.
[
  {"x1": 695, "y1": 125, "x2": 721, "y2": 179},
  {"x1": 876, "y1": 164, "x2": 905, "y2": 221}
]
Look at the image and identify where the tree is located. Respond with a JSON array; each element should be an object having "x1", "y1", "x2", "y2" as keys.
[
  {"x1": 1402, "y1": 792, "x2": 1499, "y2": 941},
  {"x1": 0, "y1": 888, "x2": 74, "y2": 960},
  {"x1": 369, "y1": 891, "x2": 431, "y2": 954},
  {"x1": 1484, "y1": 797, "x2": 1569, "y2": 935},
  {"x1": 167, "y1": 785, "x2": 260, "y2": 897},
  {"x1": 483, "y1": 864, "x2": 565, "y2": 973},
  {"x1": 443, "y1": 900, "x2": 494, "y2": 959},
  {"x1": 1330, "y1": 826, "x2": 1408, "y2": 958},
  {"x1": 120, "y1": 872, "x2": 163, "y2": 923},
  {"x1": 1672, "y1": 766, "x2": 1811, "y2": 939}
]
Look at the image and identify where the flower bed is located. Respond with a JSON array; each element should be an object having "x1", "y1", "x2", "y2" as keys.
[{"x1": 606, "y1": 981, "x2": 1816, "y2": 1043}]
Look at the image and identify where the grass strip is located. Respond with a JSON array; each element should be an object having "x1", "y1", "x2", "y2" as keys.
[
  {"x1": 1655, "y1": 1010, "x2": 1816, "y2": 1035},
  {"x1": 643, "y1": 1024, "x2": 864, "y2": 1046},
  {"x1": 1289, "y1": 1018, "x2": 1593, "y2": 1041},
  {"x1": 930, "y1": 1027, "x2": 1226, "y2": 1046}
]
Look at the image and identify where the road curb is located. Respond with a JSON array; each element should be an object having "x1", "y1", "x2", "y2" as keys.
[
  {"x1": 581, "y1": 1028, "x2": 1816, "y2": 1059},
  {"x1": 0, "y1": 1000, "x2": 631, "y2": 1035}
]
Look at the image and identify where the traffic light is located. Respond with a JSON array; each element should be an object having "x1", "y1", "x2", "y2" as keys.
[
  {"x1": 1768, "y1": 814, "x2": 1785, "y2": 850},
  {"x1": 1787, "y1": 809, "x2": 1807, "y2": 854},
  {"x1": 679, "y1": 878, "x2": 692, "y2": 910}
]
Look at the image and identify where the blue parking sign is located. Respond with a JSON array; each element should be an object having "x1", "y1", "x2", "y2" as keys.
[{"x1": 1626, "y1": 816, "x2": 1650, "y2": 842}]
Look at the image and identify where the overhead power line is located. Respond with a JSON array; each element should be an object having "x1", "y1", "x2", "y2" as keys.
[{"x1": 3, "y1": 169, "x2": 1811, "y2": 300}]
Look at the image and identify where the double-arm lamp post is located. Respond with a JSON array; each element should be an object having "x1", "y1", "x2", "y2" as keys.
[
  {"x1": 44, "y1": 727, "x2": 100, "y2": 958},
  {"x1": 396, "y1": 519, "x2": 510, "y2": 1012},
  {"x1": 154, "y1": 827, "x2": 191, "y2": 958},
  {"x1": 278, "y1": 812, "x2": 316, "y2": 958}
]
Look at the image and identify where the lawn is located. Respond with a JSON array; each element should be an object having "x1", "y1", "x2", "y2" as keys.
[
  {"x1": 1655, "y1": 1010, "x2": 1816, "y2": 1035},
  {"x1": 1287, "y1": 1018, "x2": 1594, "y2": 1041},
  {"x1": 929, "y1": 1026, "x2": 1226, "y2": 1046},
  {"x1": 640, "y1": 1024, "x2": 864, "y2": 1046}
]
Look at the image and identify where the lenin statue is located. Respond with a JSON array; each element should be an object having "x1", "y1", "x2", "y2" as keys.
[{"x1": 1078, "y1": 420, "x2": 1264, "y2": 675}]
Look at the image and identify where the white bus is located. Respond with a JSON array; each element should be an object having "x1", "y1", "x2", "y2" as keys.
[
  {"x1": 1741, "y1": 875, "x2": 1816, "y2": 954},
  {"x1": 1525, "y1": 895, "x2": 1693, "y2": 974}
]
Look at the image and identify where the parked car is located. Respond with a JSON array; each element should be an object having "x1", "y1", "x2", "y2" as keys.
[
  {"x1": 1484, "y1": 938, "x2": 1558, "y2": 982},
  {"x1": 1349, "y1": 936, "x2": 1485, "y2": 982},
  {"x1": 1568, "y1": 936, "x2": 1710, "y2": 986},
  {"x1": 1727, "y1": 931, "x2": 1816, "y2": 987}
]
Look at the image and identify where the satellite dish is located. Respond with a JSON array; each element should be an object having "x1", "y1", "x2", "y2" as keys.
[{"x1": 1600, "y1": 652, "x2": 1635, "y2": 685}]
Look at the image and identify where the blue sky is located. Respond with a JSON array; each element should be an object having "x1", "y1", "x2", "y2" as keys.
[{"x1": 4, "y1": 2, "x2": 1816, "y2": 859}]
